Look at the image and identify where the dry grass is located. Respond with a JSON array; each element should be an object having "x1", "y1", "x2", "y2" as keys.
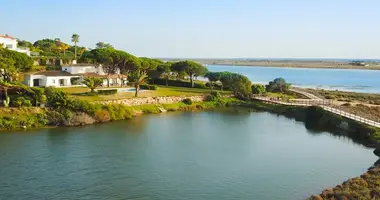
[
  {"x1": 335, "y1": 104, "x2": 380, "y2": 122},
  {"x1": 306, "y1": 89, "x2": 380, "y2": 105}
]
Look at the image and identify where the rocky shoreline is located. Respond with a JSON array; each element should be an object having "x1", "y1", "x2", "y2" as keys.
[
  {"x1": 96, "y1": 95, "x2": 205, "y2": 106},
  {"x1": 308, "y1": 165, "x2": 380, "y2": 200}
]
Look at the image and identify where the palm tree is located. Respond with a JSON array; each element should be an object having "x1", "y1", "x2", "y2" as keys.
[
  {"x1": 129, "y1": 70, "x2": 148, "y2": 97},
  {"x1": 71, "y1": 34, "x2": 80, "y2": 60},
  {"x1": 83, "y1": 77, "x2": 103, "y2": 92}
]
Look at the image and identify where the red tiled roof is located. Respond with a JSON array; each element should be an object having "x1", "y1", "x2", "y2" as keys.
[
  {"x1": 0, "y1": 35, "x2": 16, "y2": 40},
  {"x1": 33, "y1": 71, "x2": 81, "y2": 77}
]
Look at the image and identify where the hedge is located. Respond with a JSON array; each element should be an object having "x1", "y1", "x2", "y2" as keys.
[
  {"x1": 140, "y1": 84, "x2": 158, "y2": 90},
  {"x1": 97, "y1": 89, "x2": 118, "y2": 95},
  {"x1": 150, "y1": 78, "x2": 207, "y2": 89}
]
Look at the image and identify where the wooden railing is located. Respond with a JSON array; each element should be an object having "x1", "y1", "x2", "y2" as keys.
[{"x1": 253, "y1": 96, "x2": 380, "y2": 128}]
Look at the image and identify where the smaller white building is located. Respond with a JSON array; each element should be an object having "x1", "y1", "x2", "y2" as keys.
[
  {"x1": 24, "y1": 71, "x2": 82, "y2": 87},
  {"x1": 24, "y1": 64, "x2": 127, "y2": 87},
  {"x1": 0, "y1": 35, "x2": 31, "y2": 56}
]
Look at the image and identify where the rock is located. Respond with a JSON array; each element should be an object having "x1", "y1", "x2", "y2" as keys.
[{"x1": 97, "y1": 95, "x2": 205, "y2": 106}]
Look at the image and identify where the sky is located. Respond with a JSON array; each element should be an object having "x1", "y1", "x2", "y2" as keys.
[{"x1": 2, "y1": 0, "x2": 380, "y2": 59}]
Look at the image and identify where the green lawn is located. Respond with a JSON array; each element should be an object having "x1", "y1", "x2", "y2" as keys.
[{"x1": 62, "y1": 86, "x2": 231, "y2": 101}]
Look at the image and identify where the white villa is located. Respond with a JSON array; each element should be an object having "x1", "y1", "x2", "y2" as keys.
[
  {"x1": 24, "y1": 64, "x2": 126, "y2": 87},
  {"x1": 0, "y1": 35, "x2": 31, "y2": 56}
]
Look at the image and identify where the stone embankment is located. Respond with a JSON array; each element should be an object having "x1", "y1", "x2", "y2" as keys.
[{"x1": 97, "y1": 96, "x2": 205, "y2": 106}]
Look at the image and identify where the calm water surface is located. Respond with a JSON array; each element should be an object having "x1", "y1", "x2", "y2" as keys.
[
  {"x1": 0, "y1": 111, "x2": 377, "y2": 200},
  {"x1": 207, "y1": 65, "x2": 380, "y2": 93}
]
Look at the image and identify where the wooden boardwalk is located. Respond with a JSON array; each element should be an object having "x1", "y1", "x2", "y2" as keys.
[{"x1": 253, "y1": 95, "x2": 380, "y2": 128}]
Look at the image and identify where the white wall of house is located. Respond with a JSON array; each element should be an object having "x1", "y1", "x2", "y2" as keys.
[
  {"x1": 24, "y1": 75, "x2": 47, "y2": 87},
  {"x1": 61, "y1": 65, "x2": 119, "y2": 75},
  {"x1": 24, "y1": 75, "x2": 81, "y2": 87},
  {"x1": 46, "y1": 76, "x2": 73, "y2": 87},
  {"x1": 62, "y1": 66, "x2": 97, "y2": 74},
  {"x1": 0, "y1": 36, "x2": 31, "y2": 56},
  {"x1": 0, "y1": 37, "x2": 17, "y2": 50}
]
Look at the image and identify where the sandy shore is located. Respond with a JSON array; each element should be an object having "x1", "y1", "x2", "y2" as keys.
[{"x1": 185, "y1": 59, "x2": 380, "y2": 70}]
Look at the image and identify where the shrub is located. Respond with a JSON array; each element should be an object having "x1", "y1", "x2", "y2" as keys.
[
  {"x1": 44, "y1": 87, "x2": 70, "y2": 108},
  {"x1": 63, "y1": 112, "x2": 96, "y2": 126},
  {"x1": 14, "y1": 97, "x2": 24, "y2": 107},
  {"x1": 23, "y1": 99, "x2": 32, "y2": 107},
  {"x1": 46, "y1": 110, "x2": 66, "y2": 125},
  {"x1": 182, "y1": 98, "x2": 193, "y2": 105},
  {"x1": 206, "y1": 91, "x2": 222, "y2": 102},
  {"x1": 94, "y1": 110, "x2": 111, "y2": 122},
  {"x1": 97, "y1": 89, "x2": 117, "y2": 95},
  {"x1": 140, "y1": 84, "x2": 158, "y2": 90},
  {"x1": 266, "y1": 77, "x2": 290, "y2": 93},
  {"x1": 150, "y1": 78, "x2": 206, "y2": 89},
  {"x1": 105, "y1": 104, "x2": 133, "y2": 120},
  {"x1": 252, "y1": 84, "x2": 266, "y2": 95}
]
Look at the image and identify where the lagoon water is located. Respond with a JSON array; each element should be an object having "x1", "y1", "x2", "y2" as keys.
[
  {"x1": 207, "y1": 65, "x2": 380, "y2": 93},
  {"x1": 0, "y1": 111, "x2": 377, "y2": 200}
]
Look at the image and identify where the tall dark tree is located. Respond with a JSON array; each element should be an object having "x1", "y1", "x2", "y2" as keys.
[
  {"x1": 96, "y1": 42, "x2": 114, "y2": 49},
  {"x1": 171, "y1": 60, "x2": 208, "y2": 88},
  {"x1": 266, "y1": 77, "x2": 290, "y2": 93},
  {"x1": 205, "y1": 72, "x2": 223, "y2": 91}
]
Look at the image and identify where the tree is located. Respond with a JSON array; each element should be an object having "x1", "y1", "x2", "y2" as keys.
[
  {"x1": 55, "y1": 39, "x2": 70, "y2": 58},
  {"x1": 128, "y1": 70, "x2": 148, "y2": 97},
  {"x1": 0, "y1": 55, "x2": 16, "y2": 82},
  {"x1": 266, "y1": 77, "x2": 290, "y2": 93},
  {"x1": 220, "y1": 72, "x2": 252, "y2": 99},
  {"x1": 83, "y1": 77, "x2": 103, "y2": 92},
  {"x1": 157, "y1": 62, "x2": 172, "y2": 86},
  {"x1": 71, "y1": 34, "x2": 80, "y2": 60},
  {"x1": 252, "y1": 84, "x2": 266, "y2": 95},
  {"x1": 0, "y1": 48, "x2": 33, "y2": 72},
  {"x1": 0, "y1": 81, "x2": 12, "y2": 107},
  {"x1": 171, "y1": 60, "x2": 208, "y2": 88},
  {"x1": 84, "y1": 48, "x2": 139, "y2": 87},
  {"x1": 96, "y1": 42, "x2": 113, "y2": 49},
  {"x1": 205, "y1": 72, "x2": 223, "y2": 91},
  {"x1": 17, "y1": 39, "x2": 33, "y2": 48}
]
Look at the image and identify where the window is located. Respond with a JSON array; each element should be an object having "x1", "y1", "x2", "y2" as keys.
[
  {"x1": 52, "y1": 79, "x2": 56, "y2": 84},
  {"x1": 6, "y1": 44, "x2": 13, "y2": 49}
]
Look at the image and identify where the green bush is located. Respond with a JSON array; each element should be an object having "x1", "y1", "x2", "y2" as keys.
[
  {"x1": 105, "y1": 104, "x2": 133, "y2": 120},
  {"x1": 182, "y1": 98, "x2": 193, "y2": 105},
  {"x1": 97, "y1": 89, "x2": 117, "y2": 95},
  {"x1": 150, "y1": 78, "x2": 206, "y2": 89},
  {"x1": 252, "y1": 84, "x2": 266, "y2": 95},
  {"x1": 23, "y1": 99, "x2": 32, "y2": 107},
  {"x1": 140, "y1": 84, "x2": 158, "y2": 90},
  {"x1": 206, "y1": 91, "x2": 222, "y2": 102}
]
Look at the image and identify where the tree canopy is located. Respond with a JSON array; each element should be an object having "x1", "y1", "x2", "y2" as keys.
[
  {"x1": 252, "y1": 84, "x2": 266, "y2": 95},
  {"x1": 266, "y1": 77, "x2": 290, "y2": 93},
  {"x1": 171, "y1": 60, "x2": 208, "y2": 87},
  {"x1": 83, "y1": 77, "x2": 103, "y2": 92},
  {"x1": 219, "y1": 72, "x2": 252, "y2": 99},
  {"x1": 96, "y1": 42, "x2": 114, "y2": 49},
  {"x1": 0, "y1": 48, "x2": 33, "y2": 72}
]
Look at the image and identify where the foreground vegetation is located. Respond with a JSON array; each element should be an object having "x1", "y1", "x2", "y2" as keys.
[
  {"x1": 306, "y1": 89, "x2": 380, "y2": 105},
  {"x1": 308, "y1": 166, "x2": 380, "y2": 200},
  {"x1": 0, "y1": 87, "x2": 237, "y2": 130}
]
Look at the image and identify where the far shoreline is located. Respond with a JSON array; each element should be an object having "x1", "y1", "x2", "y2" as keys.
[{"x1": 205, "y1": 63, "x2": 380, "y2": 70}]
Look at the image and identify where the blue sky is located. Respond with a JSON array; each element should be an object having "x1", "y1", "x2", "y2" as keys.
[{"x1": 3, "y1": 0, "x2": 380, "y2": 58}]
